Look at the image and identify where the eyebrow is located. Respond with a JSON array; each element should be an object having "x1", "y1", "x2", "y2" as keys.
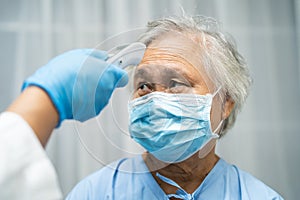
[{"x1": 134, "y1": 66, "x2": 193, "y2": 85}]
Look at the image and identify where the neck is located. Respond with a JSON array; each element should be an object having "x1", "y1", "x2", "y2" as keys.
[{"x1": 143, "y1": 149, "x2": 219, "y2": 194}]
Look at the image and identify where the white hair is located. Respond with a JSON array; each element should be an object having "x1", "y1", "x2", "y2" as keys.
[{"x1": 138, "y1": 15, "x2": 252, "y2": 136}]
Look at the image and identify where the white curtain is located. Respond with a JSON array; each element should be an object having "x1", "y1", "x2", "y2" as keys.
[{"x1": 0, "y1": 0, "x2": 299, "y2": 199}]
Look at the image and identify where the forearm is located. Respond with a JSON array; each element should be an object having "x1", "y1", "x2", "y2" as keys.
[{"x1": 6, "y1": 86, "x2": 59, "y2": 147}]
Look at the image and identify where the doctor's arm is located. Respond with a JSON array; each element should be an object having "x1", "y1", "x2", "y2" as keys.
[
  {"x1": 0, "y1": 49, "x2": 128, "y2": 200},
  {"x1": 6, "y1": 86, "x2": 59, "y2": 147},
  {"x1": 9, "y1": 49, "x2": 127, "y2": 146}
]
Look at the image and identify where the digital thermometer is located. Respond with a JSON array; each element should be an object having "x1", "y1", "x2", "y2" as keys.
[{"x1": 106, "y1": 42, "x2": 146, "y2": 69}]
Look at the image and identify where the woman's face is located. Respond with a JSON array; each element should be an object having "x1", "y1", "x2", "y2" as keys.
[{"x1": 132, "y1": 32, "x2": 230, "y2": 132}]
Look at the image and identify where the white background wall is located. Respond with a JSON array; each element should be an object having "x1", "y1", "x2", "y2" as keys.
[{"x1": 0, "y1": 0, "x2": 299, "y2": 199}]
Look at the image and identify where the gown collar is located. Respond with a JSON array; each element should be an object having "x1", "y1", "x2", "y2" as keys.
[{"x1": 135, "y1": 155, "x2": 228, "y2": 199}]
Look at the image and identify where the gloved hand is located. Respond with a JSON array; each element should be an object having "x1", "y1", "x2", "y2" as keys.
[{"x1": 22, "y1": 49, "x2": 128, "y2": 126}]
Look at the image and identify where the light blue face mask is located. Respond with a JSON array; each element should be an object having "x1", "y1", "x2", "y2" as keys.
[{"x1": 128, "y1": 89, "x2": 222, "y2": 163}]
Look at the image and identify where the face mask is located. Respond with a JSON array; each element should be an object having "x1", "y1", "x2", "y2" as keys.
[{"x1": 128, "y1": 90, "x2": 222, "y2": 163}]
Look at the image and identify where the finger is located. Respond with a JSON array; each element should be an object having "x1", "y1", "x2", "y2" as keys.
[{"x1": 110, "y1": 64, "x2": 129, "y2": 88}]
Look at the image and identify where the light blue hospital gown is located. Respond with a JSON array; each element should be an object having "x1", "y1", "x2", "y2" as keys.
[{"x1": 66, "y1": 155, "x2": 283, "y2": 200}]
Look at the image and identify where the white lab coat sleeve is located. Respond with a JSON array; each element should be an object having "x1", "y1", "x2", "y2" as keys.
[{"x1": 0, "y1": 112, "x2": 62, "y2": 200}]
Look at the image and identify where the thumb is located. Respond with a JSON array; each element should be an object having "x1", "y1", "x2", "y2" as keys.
[{"x1": 110, "y1": 65, "x2": 129, "y2": 88}]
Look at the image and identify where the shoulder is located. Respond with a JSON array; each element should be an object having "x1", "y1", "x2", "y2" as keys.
[
  {"x1": 66, "y1": 157, "x2": 135, "y2": 200},
  {"x1": 229, "y1": 162, "x2": 284, "y2": 199}
]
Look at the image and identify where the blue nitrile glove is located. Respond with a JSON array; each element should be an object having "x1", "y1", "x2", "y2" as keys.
[{"x1": 22, "y1": 49, "x2": 128, "y2": 127}]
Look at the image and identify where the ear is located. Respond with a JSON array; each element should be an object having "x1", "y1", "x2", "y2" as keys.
[{"x1": 222, "y1": 96, "x2": 235, "y2": 119}]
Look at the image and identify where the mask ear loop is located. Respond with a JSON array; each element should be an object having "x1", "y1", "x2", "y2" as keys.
[
  {"x1": 198, "y1": 122, "x2": 224, "y2": 159},
  {"x1": 198, "y1": 120, "x2": 224, "y2": 159},
  {"x1": 198, "y1": 86, "x2": 223, "y2": 159},
  {"x1": 212, "y1": 86, "x2": 222, "y2": 98},
  {"x1": 211, "y1": 86, "x2": 224, "y2": 134}
]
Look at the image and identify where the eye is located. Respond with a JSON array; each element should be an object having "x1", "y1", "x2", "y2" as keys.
[
  {"x1": 138, "y1": 83, "x2": 152, "y2": 91},
  {"x1": 168, "y1": 79, "x2": 192, "y2": 93},
  {"x1": 136, "y1": 82, "x2": 153, "y2": 97},
  {"x1": 169, "y1": 79, "x2": 189, "y2": 88}
]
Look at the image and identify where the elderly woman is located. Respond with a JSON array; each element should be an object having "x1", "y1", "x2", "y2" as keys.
[{"x1": 66, "y1": 15, "x2": 283, "y2": 199}]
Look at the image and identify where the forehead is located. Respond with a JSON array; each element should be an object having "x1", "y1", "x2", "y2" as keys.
[{"x1": 134, "y1": 32, "x2": 214, "y2": 89}]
